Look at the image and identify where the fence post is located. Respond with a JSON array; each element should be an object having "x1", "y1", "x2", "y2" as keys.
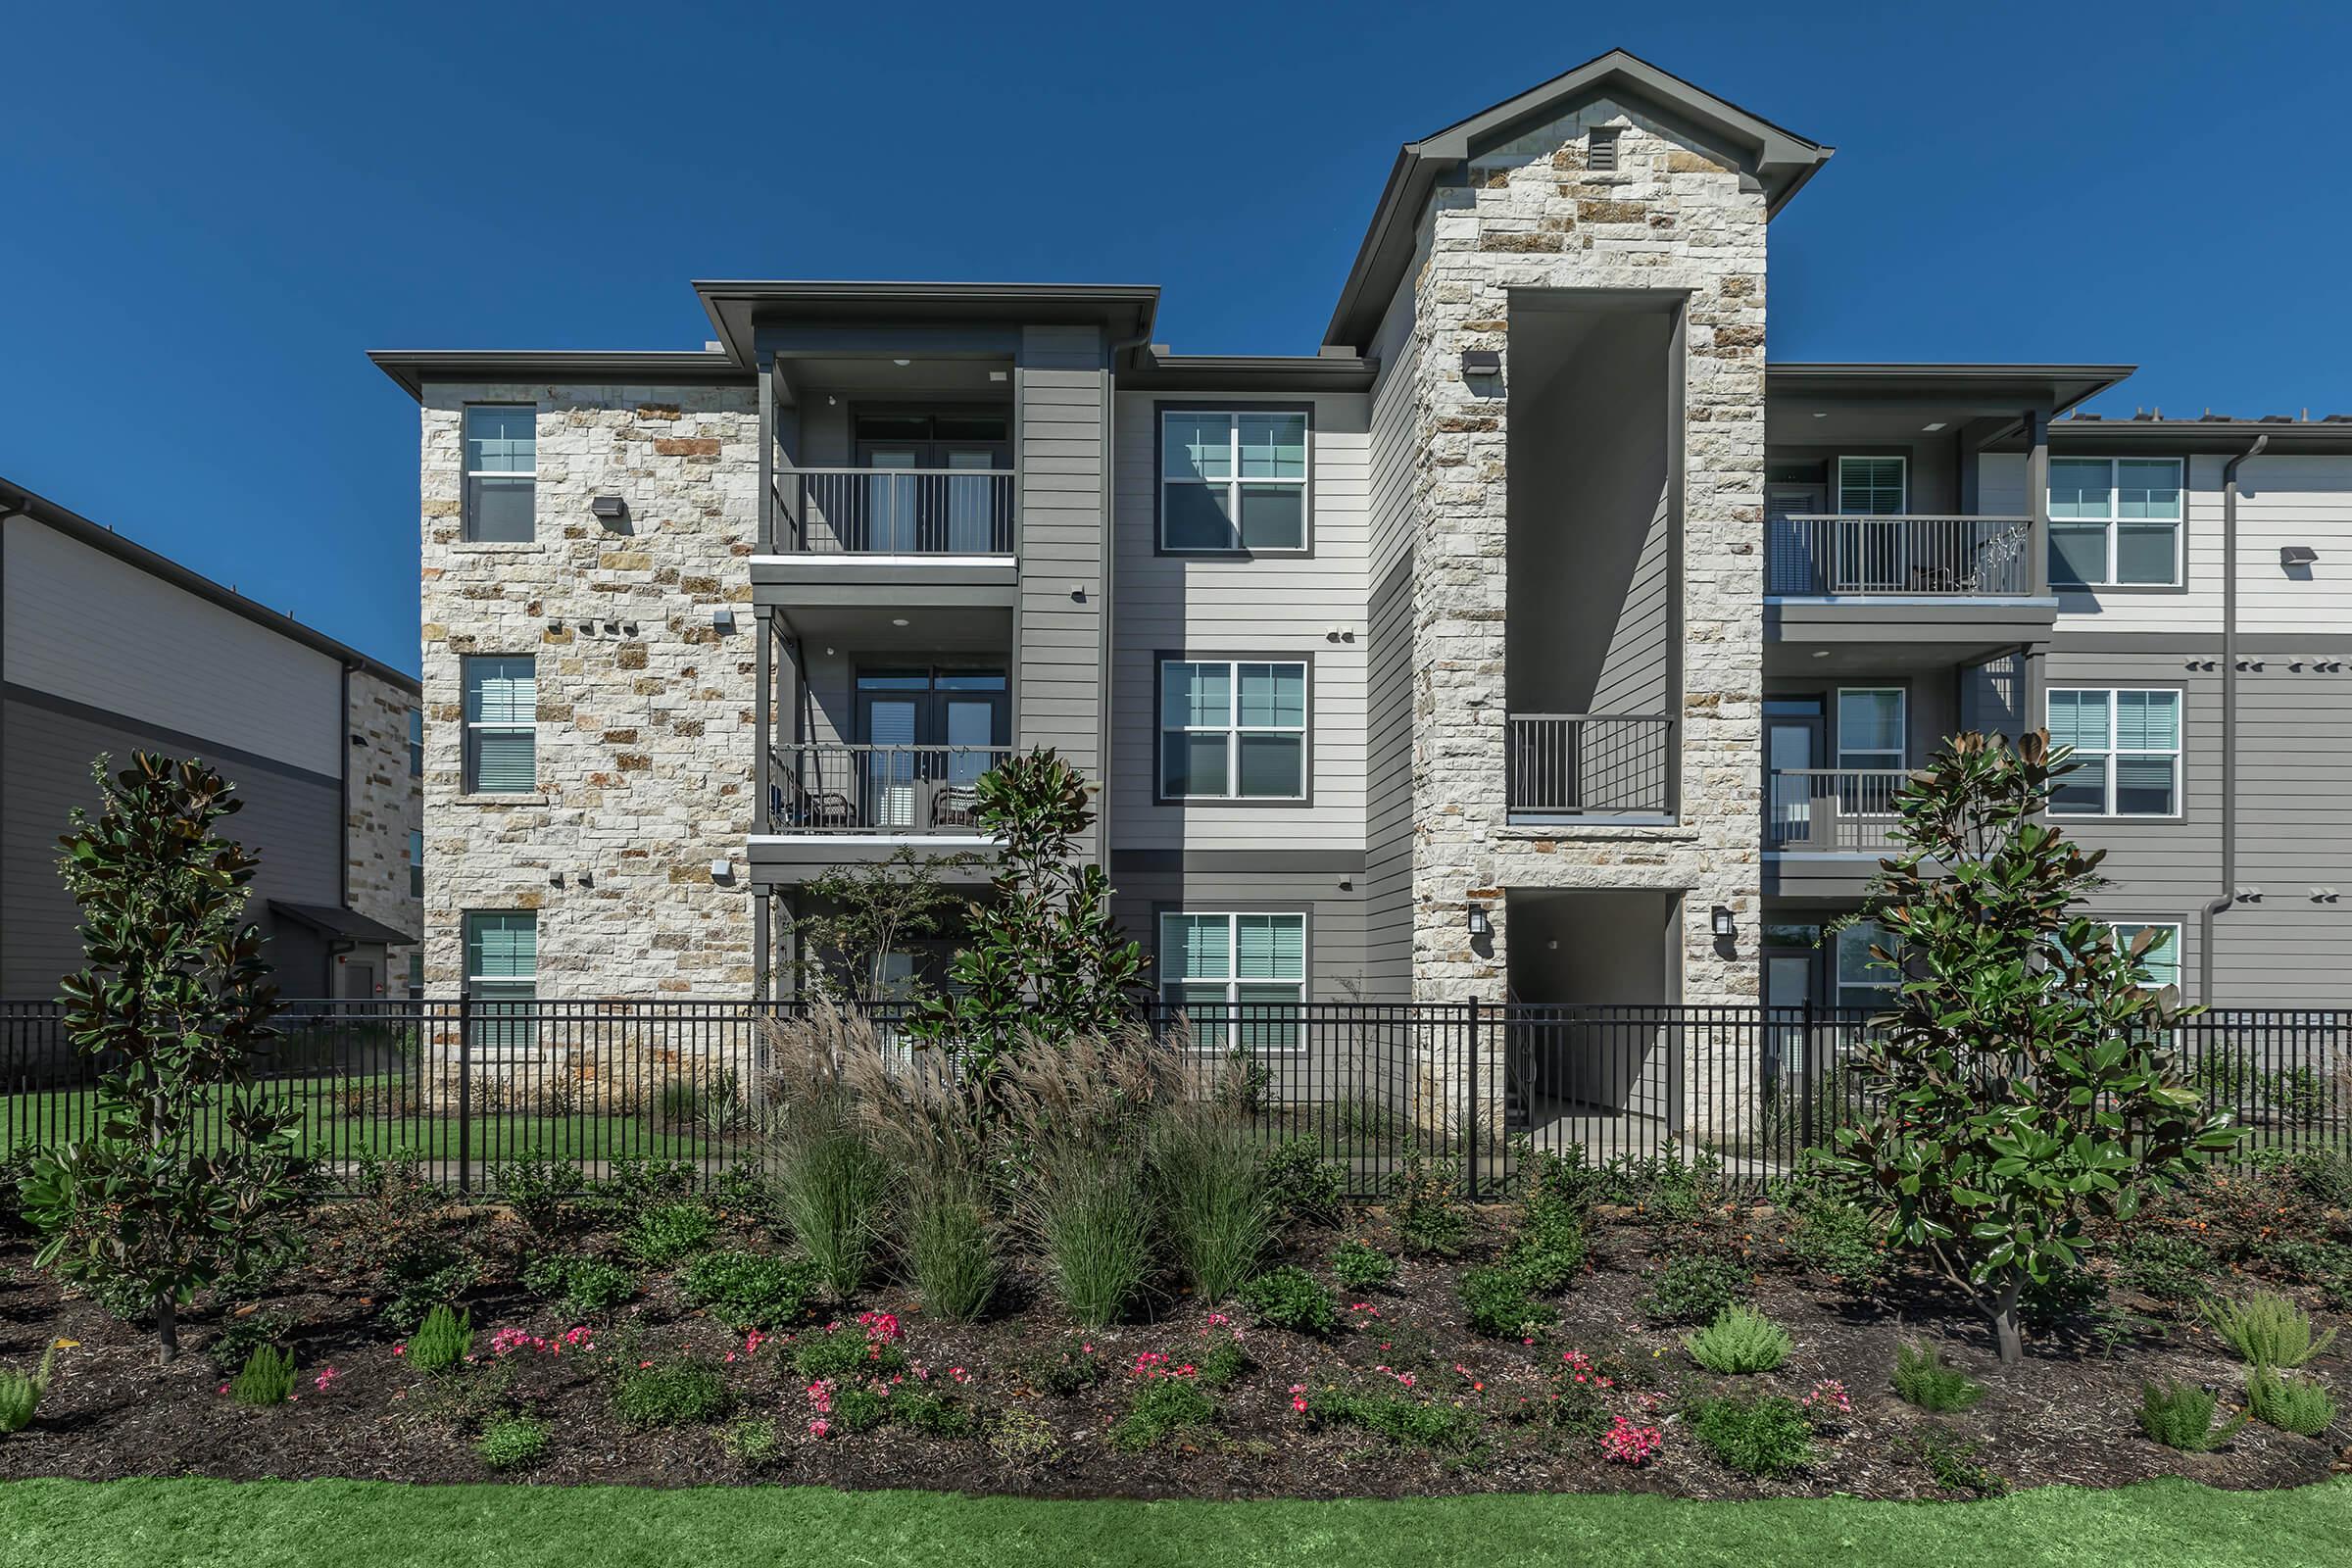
[
  {"x1": 1463, "y1": 1000, "x2": 1481, "y2": 1202},
  {"x1": 456, "y1": 990, "x2": 473, "y2": 1197}
]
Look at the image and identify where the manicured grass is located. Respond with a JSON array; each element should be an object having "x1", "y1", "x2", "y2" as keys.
[{"x1": 0, "y1": 1478, "x2": 2344, "y2": 1568}]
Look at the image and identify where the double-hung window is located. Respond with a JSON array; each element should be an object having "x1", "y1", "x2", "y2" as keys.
[
  {"x1": 463, "y1": 656, "x2": 536, "y2": 795},
  {"x1": 1159, "y1": 911, "x2": 1306, "y2": 1053},
  {"x1": 2107, "y1": 921, "x2": 2182, "y2": 992},
  {"x1": 2049, "y1": 457, "x2": 2182, "y2": 586},
  {"x1": 464, "y1": 405, "x2": 537, "y2": 543},
  {"x1": 464, "y1": 911, "x2": 536, "y2": 1050},
  {"x1": 1160, "y1": 410, "x2": 1308, "y2": 551},
  {"x1": 2047, "y1": 688, "x2": 2180, "y2": 816},
  {"x1": 1159, "y1": 660, "x2": 1306, "y2": 800},
  {"x1": 1836, "y1": 687, "x2": 1905, "y2": 818}
]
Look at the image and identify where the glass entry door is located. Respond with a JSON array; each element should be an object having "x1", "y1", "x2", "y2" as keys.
[
  {"x1": 1765, "y1": 699, "x2": 1826, "y2": 849},
  {"x1": 855, "y1": 670, "x2": 1009, "y2": 830}
]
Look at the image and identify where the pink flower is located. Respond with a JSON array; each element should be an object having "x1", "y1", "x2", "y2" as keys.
[
  {"x1": 949, "y1": 1366, "x2": 969, "y2": 1385},
  {"x1": 313, "y1": 1367, "x2": 342, "y2": 1392},
  {"x1": 1802, "y1": 1379, "x2": 1853, "y2": 1419},
  {"x1": 391, "y1": 1345, "x2": 406, "y2": 1357},
  {"x1": 1600, "y1": 1415, "x2": 1663, "y2": 1466},
  {"x1": 1288, "y1": 1384, "x2": 1308, "y2": 1414},
  {"x1": 217, "y1": 1384, "x2": 229, "y2": 1395},
  {"x1": 808, "y1": 1418, "x2": 830, "y2": 1439}
]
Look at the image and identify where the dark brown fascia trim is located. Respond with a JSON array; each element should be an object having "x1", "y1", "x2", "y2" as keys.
[
  {"x1": 1120, "y1": 355, "x2": 1377, "y2": 394},
  {"x1": 693, "y1": 280, "x2": 1160, "y2": 365},
  {"x1": 0, "y1": 475, "x2": 418, "y2": 693},
  {"x1": 367, "y1": 350, "x2": 748, "y2": 401},
  {"x1": 1323, "y1": 49, "x2": 1832, "y2": 350},
  {"x1": 2035, "y1": 418, "x2": 2352, "y2": 456}
]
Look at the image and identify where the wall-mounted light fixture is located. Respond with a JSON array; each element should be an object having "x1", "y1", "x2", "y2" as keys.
[
  {"x1": 591, "y1": 494, "x2": 627, "y2": 526},
  {"x1": 1466, "y1": 905, "x2": 1493, "y2": 938},
  {"x1": 1459, "y1": 349, "x2": 1502, "y2": 377},
  {"x1": 2282, "y1": 545, "x2": 2319, "y2": 567},
  {"x1": 1711, "y1": 905, "x2": 1737, "y2": 940},
  {"x1": 710, "y1": 858, "x2": 733, "y2": 882},
  {"x1": 710, "y1": 607, "x2": 736, "y2": 632}
]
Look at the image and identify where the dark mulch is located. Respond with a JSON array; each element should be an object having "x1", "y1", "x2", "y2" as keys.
[{"x1": 1, "y1": 1194, "x2": 2346, "y2": 1500}]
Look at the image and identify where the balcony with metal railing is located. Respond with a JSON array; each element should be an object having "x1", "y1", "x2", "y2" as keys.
[
  {"x1": 1505, "y1": 714, "x2": 1676, "y2": 822},
  {"x1": 1766, "y1": 766, "x2": 1907, "y2": 855},
  {"x1": 769, "y1": 467, "x2": 1016, "y2": 556},
  {"x1": 1763, "y1": 514, "x2": 2058, "y2": 654},
  {"x1": 765, "y1": 743, "x2": 1010, "y2": 836}
]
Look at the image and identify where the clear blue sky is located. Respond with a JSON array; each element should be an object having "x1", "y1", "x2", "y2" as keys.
[{"x1": 6, "y1": 1, "x2": 2346, "y2": 676}]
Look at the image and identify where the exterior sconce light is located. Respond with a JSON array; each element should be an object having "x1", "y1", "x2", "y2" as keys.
[
  {"x1": 709, "y1": 858, "x2": 733, "y2": 882},
  {"x1": 1460, "y1": 349, "x2": 1501, "y2": 377},
  {"x1": 1466, "y1": 905, "x2": 1493, "y2": 938},
  {"x1": 2281, "y1": 545, "x2": 2318, "y2": 567},
  {"x1": 1711, "y1": 905, "x2": 1737, "y2": 939},
  {"x1": 710, "y1": 607, "x2": 736, "y2": 632},
  {"x1": 591, "y1": 495, "x2": 628, "y2": 526}
]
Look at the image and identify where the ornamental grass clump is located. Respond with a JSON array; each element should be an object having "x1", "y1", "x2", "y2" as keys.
[
  {"x1": 2202, "y1": 1289, "x2": 2336, "y2": 1369},
  {"x1": 475, "y1": 1415, "x2": 549, "y2": 1472},
  {"x1": 0, "y1": 1344, "x2": 61, "y2": 1434},
  {"x1": 761, "y1": 1078, "x2": 891, "y2": 1300},
  {"x1": 1153, "y1": 1102, "x2": 1276, "y2": 1303},
  {"x1": 406, "y1": 1305, "x2": 473, "y2": 1374},
  {"x1": 2245, "y1": 1367, "x2": 2337, "y2": 1438},
  {"x1": 2138, "y1": 1379, "x2": 2249, "y2": 1451},
  {"x1": 228, "y1": 1345, "x2": 296, "y2": 1407},
  {"x1": 1683, "y1": 1304, "x2": 1792, "y2": 1375},
  {"x1": 901, "y1": 1168, "x2": 1000, "y2": 1323},
  {"x1": 1890, "y1": 1341, "x2": 1986, "y2": 1413}
]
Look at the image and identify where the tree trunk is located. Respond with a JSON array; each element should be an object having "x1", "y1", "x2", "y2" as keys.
[
  {"x1": 1986, "y1": 1278, "x2": 2024, "y2": 1365},
  {"x1": 156, "y1": 1294, "x2": 179, "y2": 1364}
]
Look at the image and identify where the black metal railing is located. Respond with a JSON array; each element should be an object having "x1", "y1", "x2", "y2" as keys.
[
  {"x1": 1766, "y1": 767, "x2": 1910, "y2": 854},
  {"x1": 765, "y1": 743, "x2": 1011, "y2": 834},
  {"x1": 1768, "y1": 514, "x2": 2035, "y2": 597},
  {"x1": 771, "y1": 467, "x2": 1015, "y2": 555},
  {"x1": 1505, "y1": 713, "x2": 1674, "y2": 816},
  {"x1": 3, "y1": 999, "x2": 2341, "y2": 1197}
]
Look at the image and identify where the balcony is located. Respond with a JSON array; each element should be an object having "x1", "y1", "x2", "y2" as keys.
[
  {"x1": 771, "y1": 467, "x2": 1015, "y2": 556},
  {"x1": 1764, "y1": 514, "x2": 2057, "y2": 654},
  {"x1": 1766, "y1": 767, "x2": 1906, "y2": 855},
  {"x1": 1505, "y1": 714, "x2": 1675, "y2": 822},
  {"x1": 765, "y1": 743, "x2": 1009, "y2": 836}
]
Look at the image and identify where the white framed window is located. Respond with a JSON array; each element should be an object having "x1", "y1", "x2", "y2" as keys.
[
  {"x1": 464, "y1": 405, "x2": 537, "y2": 543},
  {"x1": 1158, "y1": 660, "x2": 1307, "y2": 801},
  {"x1": 1158, "y1": 911, "x2": 1306, "y2": 1053},
  {"x1": 1160, "y1": 410, "x2": 1309, "y2": 551},
  {"x1": 1836, "y1": 687, "x2": 1905, "y2": 771},
  {"x1": 463, "y1": 656, "x2": 536, "y2": 795},
  {"x1": 2049, "y1": 457, "x2": 2182, "y2": 587},
  {"x1": 2106, "y1": 920, "x2": 2182, "y2": 992},
  {"x1": 1837, "y1": 456, "x2": 1907, "y2": 516},
  {"x1": 2048, "y1": 688, "x2": 2180, "y2": 817},
  {"x1": 464, "y1": 910, "x2": 537, "y2": 1049}
]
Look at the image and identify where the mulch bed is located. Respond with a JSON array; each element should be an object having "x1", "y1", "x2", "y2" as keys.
[{"x1": 2, "y1": 1191, "x2": 2346, "y2": 1500}]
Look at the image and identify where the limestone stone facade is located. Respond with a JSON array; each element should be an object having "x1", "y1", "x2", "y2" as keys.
[
  {"x1": 415, "y1": 383, "x2": 759, "y2": 1002},
  {"x1": 344, "y1": 666, "x2": 421, "y2": 992},
  {"x1": 1405, "y1": 97, "x2": 1768, "y2": 1014}
]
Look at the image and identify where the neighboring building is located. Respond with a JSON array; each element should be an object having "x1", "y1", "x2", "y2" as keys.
[
  {"x1": 1, "y1": 477, "x2": 421, "y2": 1001},
  {"x1": 371, "y1": 49, "x2": 2349, "y2": 1082}
]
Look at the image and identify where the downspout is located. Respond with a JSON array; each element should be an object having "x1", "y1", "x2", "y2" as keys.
[{"x1": 2200, "y1": 434, "x2": 2267, "y2": 1003}]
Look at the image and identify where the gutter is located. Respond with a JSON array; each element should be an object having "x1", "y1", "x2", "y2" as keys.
[{"x1": 2201, "y1": 434, "x2": 2268, "y2": 1002}]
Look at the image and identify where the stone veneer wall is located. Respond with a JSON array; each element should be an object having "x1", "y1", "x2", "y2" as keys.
[
  {"x1": 416, "y1": 384, "x2": 759, "y2": 1004},
  {"x1": 344, "y1": 667, "x2": 421, "y2": 993},
  {"x1": 1405, "y1": 97, "x2": 1769, "y2": 1131}
]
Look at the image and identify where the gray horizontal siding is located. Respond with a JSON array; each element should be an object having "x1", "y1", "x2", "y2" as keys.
[{"x1": 1015, "y1": 325, "x2": 1109, "y2": 859}]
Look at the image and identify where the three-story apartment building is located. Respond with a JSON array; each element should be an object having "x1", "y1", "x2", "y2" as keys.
[{"x1": 374, "y1": 51, "x2": 2351, "y2": 1106}]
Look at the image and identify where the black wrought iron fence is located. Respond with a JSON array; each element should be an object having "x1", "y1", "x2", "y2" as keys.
[{"x1": 3, "y1": 999, "x2": 2343, "y2": 1198}]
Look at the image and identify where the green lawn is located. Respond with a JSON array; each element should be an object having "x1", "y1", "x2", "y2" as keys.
[{"x1": 0, "y1": 1478, "x2": 2344, "y2": 1568}]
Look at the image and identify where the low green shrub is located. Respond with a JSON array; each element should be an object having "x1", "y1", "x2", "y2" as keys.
[
  {"x1": 1304, "y1": 1386, "x2": 1482, "y2": 1453},
  {"x1": 990, "y1": 1408, "x2": 1061, "y2": 1466},
  {"x1": 1330, "y1": 1238, "x2": 1397, "y2": 1292},
  {"x1": 1193, "y1": 1327, "x2": 1251, "y2": 1390},
  {"x1": 1607, "y1": 1140, "x2": 1725, "y2": 1221},
  {"x1": 1640, "y1": 1251, "x2": 1748, "y2": 1327},
  {"x1": 2202, "y1": 1289, "x2": 2336, "y2": 1369},
  {"x1": 475, "y1": 1415, "x2": 549, "y2": 1472},
  {"x1": 1108, "y1": 1378, "x2": 1216, "y2": 1451},
  {"x1": 612, "y1": 1358, "x2": 732, "y2": 1428},
  {"x1": 1890, "y1": 1342, "x2": 1986, "y2": 1413},
  {"x1": 2115, "y1": 1234, "x2": 2217, "y2": 1307},
  {"x1": 1501, "y1": 1188, "x2": 1590, "y2": 1295},
  {"x1": 493, "y1": 1153, "x2": 588, "y2": 1239},
  {"x1": 0, "y1": 1344, "x2": 60, "y2": 1433},
  {"x1": 2246, "y1": 1367, "x2": 2338, "y2": 1438},
  {"x1": 622, "y1": 1201, "x2": 719, "y2": 1269},
  {"x1": 1239, "y1": 1265, "x2": 1341, "y2": 1338},
  {"x1": 2137, "y1": 1380, "x2": 2249, "y2": 1451},
  {"x1": 1691, "y1": 1394, "x2": 1811, "y2": 1478},
  {"x1": 829, "y1": 1386, "x2": 890, "y2": 1435},
  {"x1": 205, "y1": 1310, "x2": 292, "y2": 1375},
  {"x1": 890, "y1": 1390, "x2": 979, "y2": 1438},
  {"x1": 681, "y1": 1250, "x2": 822, "y2": 1332},
  {"x1": 793, "y1": 1323, "x2": 908, "y2": 1382},
  {"x1": 229, "y1": 1345, "x2": 296, "y2": 1407},
  {"x1": 1905, "y1": 1424, "x2": 2009, "y2": 1497},
  {"x1": 1683, "y1": 1303, "x2": 1791, "y2": 1375},
  {"x1": 521, "y1": 1255, "x2": 638, "y2": 1319},
  {"x1": 1260, "y1": 1139, "x2": 1345, "y2": 1227},
  {"x1": 1028, "y1": 1334, "x2": 1109, "y2": 1396},
  {"x1": 406, "y1": 1305, "x2": 473, "y2": 1373},
  {"x1": 1459, "y1": 1266, "x2": 1556, "y2": 1340},
  {"x1": 597, "y1": 1155, "x2": 697, "y2": 1212},
  {"x1": 1778, "y1": 1181, "x2": 1892, "y2": 1292},
  {"x1": 1388, "y1": 1152, "x2": 1471, "y2": 1256},
  {"x1": 720, "y1": 1418, "x2": 783, "y2": 1467}
]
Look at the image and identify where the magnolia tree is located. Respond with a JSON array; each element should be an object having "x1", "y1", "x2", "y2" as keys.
[
  {"x1": 22, "y1": 755, "x2": 315, "y2": 1362},
  {"x1": 1822, "y1": 729, "x2": 2240, "y2": 1363},
  {"x1": 906, "y1": 750, "x2": 1148, "y2": 1084}
]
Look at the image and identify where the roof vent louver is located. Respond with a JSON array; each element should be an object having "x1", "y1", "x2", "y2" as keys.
[{"x1": 1587, "y1": 126, "x2": 1621, "y2": 172}]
